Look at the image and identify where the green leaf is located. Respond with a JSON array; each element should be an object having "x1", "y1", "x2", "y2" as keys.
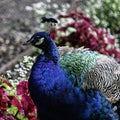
[{"x1": 7, "y1": 105, "x2": 18, "y2": 116}]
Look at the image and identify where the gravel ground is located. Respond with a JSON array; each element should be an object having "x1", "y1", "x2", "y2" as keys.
[{"x1": 0, "y1": 0, "x2": 41, "y2": 74}]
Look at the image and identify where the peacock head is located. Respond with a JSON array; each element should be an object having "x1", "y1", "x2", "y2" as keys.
[
  {"x1": 23, "y1": 32, "x2": 50, "y2": 48},
  {"x1": 24, "y1": 32, "x2": 58, "y2": 59}
]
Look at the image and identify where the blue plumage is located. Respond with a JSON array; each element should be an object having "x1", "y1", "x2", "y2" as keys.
[{"x1": 24, "y1": 32, "x2": 119, "y2": 120}]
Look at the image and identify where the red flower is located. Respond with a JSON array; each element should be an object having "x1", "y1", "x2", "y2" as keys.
[
  {"x1": 108, "y1": 37, "x2": 115, "y2": 45},
  {"x1": 90, "y1": 38, "x2": 98, "y2": 49},
  {"x1": 17, "y1": 81, "x2": 28, "y2": 96},
  {"x1": 50, "y1": 28, "x2": 57, "y2": 40},
  {"x1": 0, "y1": 88, "x2": 9, "y2": 111},
  {"x1": 16, "y1": 81, "x2": 37, "y2": 119}
]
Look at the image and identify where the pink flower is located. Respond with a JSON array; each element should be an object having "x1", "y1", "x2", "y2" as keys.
[
  {"x1": 17, "y1": 81, "x2": 28, "y2": 96},
  {"x1": 0, "y1": 89, "x2": 9, "y2": 111},
  {"x1": 108, "y1": 37, "x2": 115, "y2": 44}
]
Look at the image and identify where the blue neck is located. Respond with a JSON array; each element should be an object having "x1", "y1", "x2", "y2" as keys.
[{"x1": 38, "y1": 34, "x2": 59, "y2": 64}]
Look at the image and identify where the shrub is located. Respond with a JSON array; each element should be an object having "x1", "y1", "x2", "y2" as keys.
[
  {"x1": 50, "y1": 10, "x2": 120, "y2": 62},
  {"x1": 83, "y1": 0, "x2": 120, "y2": 45},
  {"x1": 0, "y1": 78, "x2": 37, "y2": 120}
]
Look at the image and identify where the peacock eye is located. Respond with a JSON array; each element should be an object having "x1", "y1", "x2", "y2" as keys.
[{"x1": 35, "y1": 37, "x2": 44, "y2": 46}]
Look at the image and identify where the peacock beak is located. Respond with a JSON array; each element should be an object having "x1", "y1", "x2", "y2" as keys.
[{"x1": 23, "y1": 39, "x2": 31, "y2": 45}]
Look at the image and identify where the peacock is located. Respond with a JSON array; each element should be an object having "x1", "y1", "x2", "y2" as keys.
[{"x1": 24, "y1": 31, "x2": 119, "y2": 120}]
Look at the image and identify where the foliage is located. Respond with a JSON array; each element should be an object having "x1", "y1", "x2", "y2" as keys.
[
  {"x1": 6, "y1": 56, "x2": 36, "y2": 82},
  {"x1": 0, "y1": 78, "x2": 37, "y2": 120},
  {"x1": 50, "y1": 10, "x2": 120, "y2": 62},
  {"x1": 83, "y1": 0, "x2": 120, "y2": 44}
]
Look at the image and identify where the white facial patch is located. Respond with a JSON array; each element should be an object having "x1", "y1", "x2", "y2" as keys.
[{"x1": 35, "y1": 37, "x2": 44, "y2": 46}]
